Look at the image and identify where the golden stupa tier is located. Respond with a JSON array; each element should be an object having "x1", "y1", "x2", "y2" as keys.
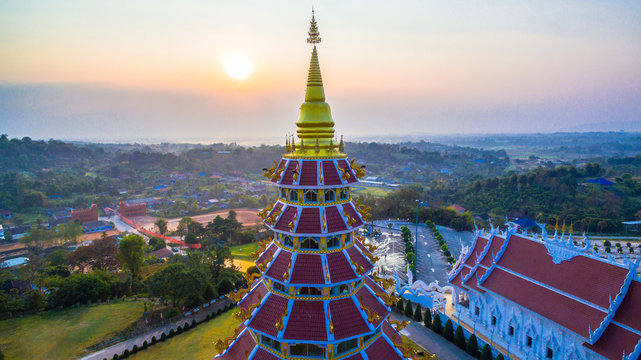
[{"x1": 264, "y1": 157, "x2": 365, "y2": 186}]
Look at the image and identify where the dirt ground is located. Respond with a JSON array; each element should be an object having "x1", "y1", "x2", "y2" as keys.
[
  {"x1": 78, "y1": 230, "x2": 121, "y2": 243},
  {"x1": 133, "y1": 208, "x2": 261, "y2": 232}
]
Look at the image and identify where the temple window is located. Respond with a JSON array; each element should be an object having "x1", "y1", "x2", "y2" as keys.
[
  {"x1": 283, "y1": 236, "x2": 294, "y2": 248},
  {"x1": 340, "y1": 188, "x2": 349, "y2": 200},
  {"x1": 324, "y1": 189, "x2": 335, "y2": 202},
  {"x1": 296, "y1": 287, "x2": 322, "y2": 296},
  {"x1": 335, "y1": 338, "x2": 358, "y2": 355},
  {"x1": 509, "y1": 326, "x2": 514, "y2": 336},
  {"x1": 475, "y1": 306, "x2": 480, "y2": 315},
  {"x1": 304, "y1": 189, "x2": 318, "y2": 202},
  {"x1": 546, "y1": 348, "x2": 553, "y2": 359},
  {"x1": 280, "y1": 188, "x2": 287, "y2": 198},
  {"x1": 301, "y1": 238, "x2": 319, "y2": 250},
  {"x1": 345, "y1": 233, "x2": 352, "y2": 244},
  {"x1": 327, "y1": 236, "x2": 340, "y2": 249},
  {"x1": 491, "y1": 316, "x2": 497, "y2": 326},
  {"x1": 363, "y1": 326, "x2": 381, "y2": 343},
  {"x1": 289, "y1": 190, "x2": 299, "y2": 202},
  {"x1": 526, "y1": 336, "x2": 533, "y2": 347},
  {"x1": 330, "y1": 284, "x2": 349, "y2": 295},
  {"x1": 290, "y1": 343, "x2": 325, "y2": 357},
  {"x1": 273, "y1": 282, "x2": 287, "y2": 294},
  {"x1": 261, "y1": 335, "x2": 282, "y2": 352}
]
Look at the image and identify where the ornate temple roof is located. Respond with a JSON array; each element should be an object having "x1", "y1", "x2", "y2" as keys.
[{"x1": 449, "y1": 230, "x2": 641, "y2": 359}]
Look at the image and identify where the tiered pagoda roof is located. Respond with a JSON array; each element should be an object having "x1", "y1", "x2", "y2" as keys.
[
  {"x1": 216, "y1": 11, "x2": 408, "y2": 360},
  {"x1": 449, "y1": 230, "x2": 641, "y2": 359}
]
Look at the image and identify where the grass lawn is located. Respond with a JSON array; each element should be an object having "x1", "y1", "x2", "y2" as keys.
[
  {"x1": 230, "y1": 242, "x2": 260, "y2": 261},
  {"x1": 0, "y1": 300, "x2": 145, "y2": 360},
  {"x1": 402, "y1": 335, "x2": 436, "y2": 359},
  {"x1": 128, "y1": 309, "x2": 240, "y2": 360},
  {"x1": 353, "y1": 185, "x2": 393, "y2": 197}
]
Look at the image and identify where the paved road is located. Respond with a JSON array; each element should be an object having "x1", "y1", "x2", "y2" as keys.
[
  {"x1": 390, "y1": 313, "x2": 475, "y2": 360},
  {"x1": 79, "y1": 298, "x2": 232, "y2": 360}
]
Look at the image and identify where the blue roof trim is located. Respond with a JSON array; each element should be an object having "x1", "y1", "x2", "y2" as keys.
[
  {"x1": 462, "y1": 232, "x2": 495, "y2": 284},
  {"x1": 477, "y1": 229, "x2": 513, "y2": 286},
  {"x1": 624, "y1": 338, "x2": 641, "y2": 360}
]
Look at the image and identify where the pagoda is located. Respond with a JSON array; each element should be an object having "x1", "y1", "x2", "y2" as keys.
[{"x1": 215, "y1": 11, "x2": 410, "y2": 360}]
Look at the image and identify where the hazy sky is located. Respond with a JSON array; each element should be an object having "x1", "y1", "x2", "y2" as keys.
[{"x1": 1, "y1": 1, "x2": 640, "y2": 143}]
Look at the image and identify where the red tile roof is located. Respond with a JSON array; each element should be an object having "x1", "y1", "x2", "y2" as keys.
[
  {"x1": 584, "y1": 324, "x2": 641, "y2": 360},
  {"x1": 497, "y1": 235, "x2": 628, "y2": 308},
  {"x1": 464, "y1": 237, "x2": 489, "y2": 267},
  {"x1": 356, "y1": 286, "x2": 389, "y2": 327},
  {"x1": 342, "y1": 203, "x2": 363, "y2": 228},
  {"x1": 330, "y1": 298, "x2": 371, "y2": 340},
  {"x1": 613, "y1": 279, "x2": 641, "y2": 332},
  {"x1": 299, "y1": 161, "x2": 318, "y2": 186},
  {"x1": 283, "y1": 300, "x2": 327, "y2": 341},
  {"x1": 327, "y1": 251, "x2": 358, "y2": 283},
  {"x1": 239, "y1": 282, "x2": 268, "y2": 311},
  {"x1": 382, "y1": 321, "x2": 403, "y2": 346},
  {"x1": 322, "y1": 160, "x2": 342, "y2": 185},
  {"x1": 296, "y1": 207, "x2": 321, "y2": 234},
  {"x1": 482, "y1": 268, "x2": 604, "y2": 338},
  {"x1": 337, "y1": 159, "x2": 358, "y2": 184},
  {"x1": 256, "y1": 243, "x2": 278, "y2": 269},
  {"x1": 480, "y1": 236, "x2": 504, "y2": 267},
  {"x1": 252, "y1": 348, "x2": 281, "y2": 360},
  {"x1": 364, "y1": 337, "x2": 402, "y2": 360},
  {"x1": 265, "y1": 250, "x2": 292, "y2": 283},
  {"x1": 274, "y1": 206, "x2": 297, "y2": 232},
  {"x1": 280, "y1": 160, "x2": 299, "y2": 185},
  {"x1": 217, "y1": 329, "x2": 256, "y2": 360},
  {"x1": 325, "y1": 206, "x2": 347, "y2": 233},
  {"x1": 248, "y1": 293, "x2": 289, "y2": 337},
  {"x1": 346, "y1": 246, "x2": 373, "y2": 274},
  {"x1": 290, "y1": 254, "x2": 325, "y2": 284}
]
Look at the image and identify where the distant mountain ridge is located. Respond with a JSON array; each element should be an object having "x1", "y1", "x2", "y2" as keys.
[{"x1": 560, "y1": 120, "x2": 641, "y2": 132}]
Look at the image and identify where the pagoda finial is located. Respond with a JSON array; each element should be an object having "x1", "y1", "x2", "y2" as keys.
[{"x1": 307, "y1": 8, "x2": 321, "y2": 45}]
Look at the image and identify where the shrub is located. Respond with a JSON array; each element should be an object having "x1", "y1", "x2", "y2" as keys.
[
  {"x1": 496, "y1": 354, "x2": 505, "y2": 360},
  {"x1": 142, "y1": 340, "x2": 148, "y2": 349},
  {"x1": 423, "y1": 310, "x2": 432, "y2": 328},
  {"x1": 443, "y1": 319, "x2": 454, "y2": 341},
  {"x1": 396, "y1": 298, "x2": 404, "y2": 313},
  {"x1": 480, "y1": 344, "x2": 493, "y2": 360},
  {"x1": 112, "y1": 355, "x2": 119, "y2": 360},
  {"x1": 454, "y1": 326, "x2": 466, "y2": 349},
  {"x1": 131, "y1": 344, "x2": 138, "y2": 353},
  {"x1": 168, "y1": 329, "x2": 175, "y2": 337},
  {"x1": 151, "y1": 336, "x2": 157, "y2": 344},
  {"x1": 217, "y1": 308, "x2": 223, "y2": 315},
  {"x1": 404, "y1": 301, "x2": 414, "y2": 318},
  {"x1": 160, "y1": 333, "x2": 167, "y2": 341},
  {"x1": 191, "y1": 319, "x2": 197, "y2": 328},
  {"x1": 176, "y1": 325, "x2": 183, "y2": 334},
  {"x1": 184, "y1": 322, "x2": 190, "y2": 330},
  {"x1": 466, "y1": 334, "x2": 479, "y2": 357},
  {"x1": 431, "y1": 313, "x2": 442, "y2": 334},
  {"x1": 122, "y1": 349, "x2": 129, "y2": 358},
  {"x1": 413, "y1": 304, "x2": 423, "y2": 322},
  {"x1": 217, "y1": 277, "x2": 235, "y2": 295}
]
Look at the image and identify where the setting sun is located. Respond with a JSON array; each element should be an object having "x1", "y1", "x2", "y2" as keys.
[{"x1": 224, "y1": 53, "x2": 253, "y2": 80}]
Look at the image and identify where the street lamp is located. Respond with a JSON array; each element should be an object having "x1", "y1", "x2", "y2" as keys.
[{"x1": 414, "y1": 199, "x2": 429, "y2": 278}]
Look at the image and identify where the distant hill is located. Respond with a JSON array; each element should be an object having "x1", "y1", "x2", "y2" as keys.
[{"x1": 560, "y1": 120, "x2": 641, "y2": 132}]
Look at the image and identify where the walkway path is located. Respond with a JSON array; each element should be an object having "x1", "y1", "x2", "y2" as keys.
[
  {"x1": 390, "y1": 313, "x2": 475, "y2": 360},
  {"x1": 79, "y1": 298, "x2": 232, "y2": 360}
]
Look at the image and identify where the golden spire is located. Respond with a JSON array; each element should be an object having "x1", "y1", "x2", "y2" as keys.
[{"x1": 292, "y1": 9, "x2": 341, "y2": 157}]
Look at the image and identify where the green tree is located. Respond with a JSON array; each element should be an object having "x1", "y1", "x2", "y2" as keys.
[
  {"x1": 443, "y1": 319, "x2": 454, "y2": 341},
  {"x1": 404, "y1": 300, "x2": 414, "y2": 318},
  {"x1": 413, "y1": 303, "x2": 423, "y2": 322},
  {"x1": 216, "y1": 277, "x2": 234, "y2": 295},
  {"x1": 57, "y1": 221, "x2": 83, "y2": 244},
  {"x1": 117, "y1": 235, "x2": 145, "y2": 282},
  {"x1": 396, "y1": 298, "x2": 404, "y2": 313},
  {"x1": 147, "y1": 263, "x2": 206, "y2": 307},
  {"x1": 423, "y1": 309, "x2": 432, "y2": 328},
  {"x1": 431, "y1": 312, "x2": 442, "y2": 334},
  {"x1": 496, "y1": 354, "x2": 505, "y2": 360},
  {"x1": 480, "y1": 344, "x2": 493, "y2": 360},
  {"x1": 177, "y1": 217, "x2": 193, "y2": 238},
  {"x1": 466, "y1": 334, "x2": 479, "y2": 357},
  {"x1": 155, "y1": 218, "x2": 168, "y2": 235},
  {"x1": 454, "y1": 325, "x2": 466, "y2": 349}
]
